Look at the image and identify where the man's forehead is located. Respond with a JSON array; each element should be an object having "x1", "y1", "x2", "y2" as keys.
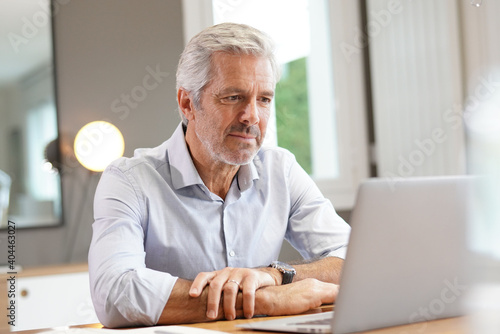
[
  {"x1": 205, "y1": 53, "x2": 275, "y2": 93},
  {"x1": 212, "y1": 52, "x2": 273, "y2": 74}
]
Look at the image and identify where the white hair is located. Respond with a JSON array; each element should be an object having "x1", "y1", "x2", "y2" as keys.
[{"x1": 176, "y1": 22, "x2": 280, "y2": 125}]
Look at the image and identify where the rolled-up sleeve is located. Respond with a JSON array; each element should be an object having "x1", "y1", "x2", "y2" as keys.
[
  {"x1": 285, "y1": 157, "x2": 351, "y2": 260},
  {"x1": 88, "y1": 165, "x2": 177, "y2": 328}
]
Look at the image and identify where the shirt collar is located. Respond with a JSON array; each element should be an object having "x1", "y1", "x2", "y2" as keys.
[
  {"x1": 167, "y1": 122, "x2": 260, "y2": 192},
  {"x1": 168, "y1": 123, "x2": 204, "y2": 190},
  {"x1": 236, "y1": 161, "x2": 259, "y2": 192}
]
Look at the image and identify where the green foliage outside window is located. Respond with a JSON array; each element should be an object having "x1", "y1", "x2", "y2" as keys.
[{"x1": 275, "y1": 57, "x2": 312, "y2": 174}]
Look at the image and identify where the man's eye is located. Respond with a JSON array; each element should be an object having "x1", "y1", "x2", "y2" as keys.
[
  {"x1": 260, "y1": 97, "x2": 272, "y2": 104},
  {"x1": 224, "y1": 95, "x2": 241, "y2": 102}
]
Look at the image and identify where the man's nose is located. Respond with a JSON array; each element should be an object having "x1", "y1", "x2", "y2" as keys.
[{"x1": 240, "y1": 100, "x2": 260, "y2": 125}]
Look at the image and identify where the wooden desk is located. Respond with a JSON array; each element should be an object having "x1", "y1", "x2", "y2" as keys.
[{"x1": 16, "y1": 306, "x2": 470, "y2": 334}]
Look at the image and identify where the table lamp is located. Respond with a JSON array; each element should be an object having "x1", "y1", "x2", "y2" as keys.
[{"x1": 74, "y1": 121, "x2": 125, "y2": 172}]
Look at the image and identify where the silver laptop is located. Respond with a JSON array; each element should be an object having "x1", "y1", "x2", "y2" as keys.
[{"x1": 239, "y1": 176, "x2": 472, "y2": 334}]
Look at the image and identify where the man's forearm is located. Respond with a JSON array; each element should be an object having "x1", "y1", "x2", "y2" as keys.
[
  {"x1": 292, "y1": 256, "x2": 344, "y2": 284},
  {"x1": 262, "y1": 256, "x2": 344, "y2": 286},
  {"x1": 157, "y1": 278, "x2": 225, "y2": 324}
]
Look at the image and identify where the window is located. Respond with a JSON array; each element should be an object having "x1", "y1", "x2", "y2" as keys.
[{"x1": 212, "y1": 0, "x2": 340, "y2": 179}]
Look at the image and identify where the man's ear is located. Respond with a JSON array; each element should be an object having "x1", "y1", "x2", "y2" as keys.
[{"x1": 177, "y1": 88, "x2": 196, "y2": 122}]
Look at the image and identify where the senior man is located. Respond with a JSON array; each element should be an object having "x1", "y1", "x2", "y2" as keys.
[{"x1": 89, "y1": 22, "x2": 350, "y2": 328}]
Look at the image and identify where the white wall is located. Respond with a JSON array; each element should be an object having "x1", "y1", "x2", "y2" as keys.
[{"x1": 0, "y1": 0, "x2": 184, "y2": 266}]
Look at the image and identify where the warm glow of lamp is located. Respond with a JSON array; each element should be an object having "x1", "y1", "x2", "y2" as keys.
[{"x1": 74, "y1": 121, "x2": 125, "y2": 172}]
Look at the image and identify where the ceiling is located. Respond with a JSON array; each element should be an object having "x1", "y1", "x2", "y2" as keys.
[{"x1": 0, "y1": 0, "x2": 52, "y2": 87}]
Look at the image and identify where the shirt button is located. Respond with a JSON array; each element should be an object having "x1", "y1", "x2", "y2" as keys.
[{"x1": 229, "y1": 250, "x2": 236, "y2": 257}]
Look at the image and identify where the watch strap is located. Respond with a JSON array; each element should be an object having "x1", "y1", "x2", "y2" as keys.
[
  {"x1": 281, "y1": 269, "x2": 295, "y2": 285},
  {"x1": 269, "y1": 261, "x2": 296, "y2": 285}
]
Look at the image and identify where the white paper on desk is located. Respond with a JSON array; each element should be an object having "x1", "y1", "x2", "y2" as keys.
[{"x1": 38, "y1": 325, "x2": 228, "y2": 334}]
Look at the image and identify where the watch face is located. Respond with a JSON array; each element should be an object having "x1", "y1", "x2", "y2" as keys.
[
  {"x1": 273, "y1": 261, "x2": 294, "y2": 271},
  {"x1": 271, "y1": 261, "x2": 296, "y2": 273}
]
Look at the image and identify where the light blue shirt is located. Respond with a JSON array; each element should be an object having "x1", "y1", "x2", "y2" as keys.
[{"x1": 89, "y1": 123, "x2": 351, "y2": 328}]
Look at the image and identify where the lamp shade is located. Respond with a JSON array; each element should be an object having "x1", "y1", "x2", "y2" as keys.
[{"x1": 74, "y1": 121, "x2": 124, "y2": 172}]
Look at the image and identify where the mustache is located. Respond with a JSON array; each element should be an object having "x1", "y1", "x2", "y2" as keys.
[{"x1": 228, "y1": 124, "x2": 261, "y2": 138}]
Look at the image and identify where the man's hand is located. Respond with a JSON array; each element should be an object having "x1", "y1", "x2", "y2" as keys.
[
  {"x1": 189, "y1": 267, "x2": 277, "y2": 320},
  {"x1": 256, "y1": 278, "x2": 339, "y2": 316}
]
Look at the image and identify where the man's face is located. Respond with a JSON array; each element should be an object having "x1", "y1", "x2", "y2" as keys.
[{"x1": 191, "y1": 52, "x2": 275, "y2": 166}]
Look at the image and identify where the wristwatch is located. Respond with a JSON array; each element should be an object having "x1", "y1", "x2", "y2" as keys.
[{"x1": 269, "y1": 260, "x2": 296, "y2": 285}]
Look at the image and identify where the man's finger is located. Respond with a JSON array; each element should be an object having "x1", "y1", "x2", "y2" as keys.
[
  {"x1": 223, "y1": 281, "x2": 241, "y2": 320},
  {"x1": 205, "y1": 276, "x2": 227, "y2": 319},
  {"x1": 241, "y1": 285, "x2": 256, "y2": 319},
  {"x1": 189, "y1": 272, "x2": 215, "y2": 297}
]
